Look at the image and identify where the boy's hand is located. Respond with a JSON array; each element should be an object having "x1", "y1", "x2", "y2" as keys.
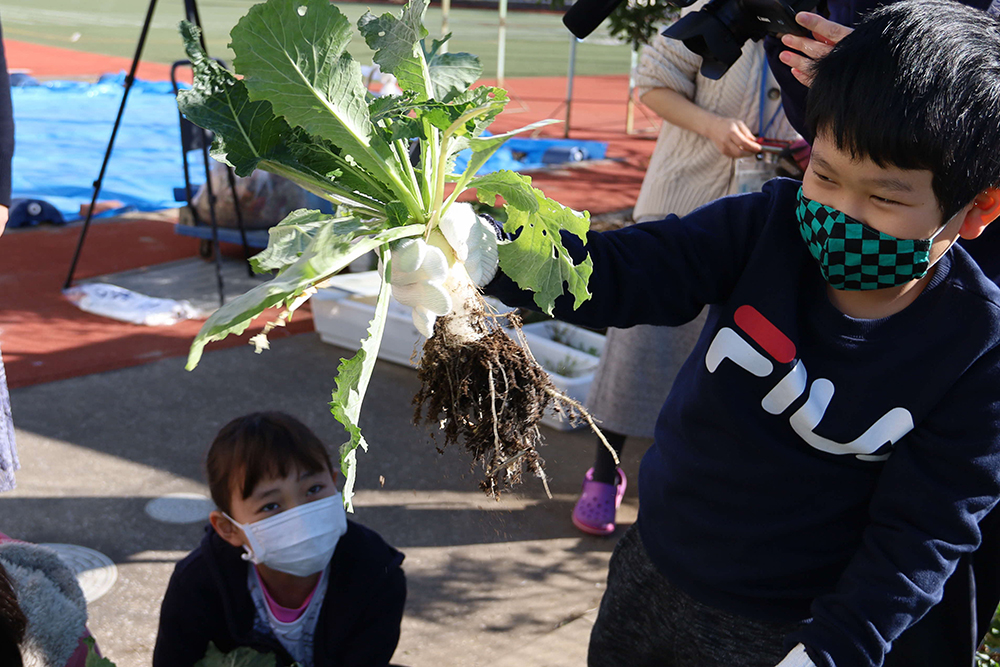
[
  {"x1": 706, "y1": 116, "x2": 763, "y2": 158},
  {"x1": 0, "y1": 205, "x2": 7, "y2": 237},
  {"x1": 779, "y1": 13, "x2": 855, "y2": 87}
]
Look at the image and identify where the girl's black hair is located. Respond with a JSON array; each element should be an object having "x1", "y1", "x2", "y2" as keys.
[
  {"x1": 206, "y1": 412, "x2": 335, "y2": 515},
  {"x1": 805, "y1": 0, "x2": 1000, "y2": 218}
]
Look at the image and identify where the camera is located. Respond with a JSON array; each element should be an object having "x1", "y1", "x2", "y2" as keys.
[
  {"x1": 563, "y1": 0, "x2": 819, "y2": 79},
  {"x1": 663, "y1": 0, "x2": 819, "y2": 79}
]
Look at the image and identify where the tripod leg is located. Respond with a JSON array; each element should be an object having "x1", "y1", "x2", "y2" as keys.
[
  {"x1": 64, "y1": 0, "x2": 159, "y2": 289},
  {"x1": 185, "y1": 0, "x2": 233, "y2": 298},
  {"x1": 184, "y1": 0, "x2": 206, "y2": 47}
]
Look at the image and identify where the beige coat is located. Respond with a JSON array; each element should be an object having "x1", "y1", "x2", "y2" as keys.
[{"x1": 633, "y1": 32, "x2": 798, "y2": 221}]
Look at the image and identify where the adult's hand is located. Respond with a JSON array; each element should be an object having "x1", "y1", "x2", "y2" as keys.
[
  {"x1": 706, "y1": 116, "x2": 763, "y2": 158},
  {"x1": 0, "y1": 205, "x2": 7, "y2": 237},
  {"x1": 778, "y1": 12, "x2": 855, "y2": 87}
]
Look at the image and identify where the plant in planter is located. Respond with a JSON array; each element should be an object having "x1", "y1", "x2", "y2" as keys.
[{"x1": 179, "y1": 0, "x2": 613, "y2": 507}]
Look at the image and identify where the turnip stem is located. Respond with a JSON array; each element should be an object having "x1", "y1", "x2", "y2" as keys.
[
  {"x1": 427, "y1": 106, "x2": 496, "y2": 237},
  {"x1": 426, "y1": 132, "x2": 451, "y2": 236},
  {"x1": 261, "y1": 160, "x2": 384, "y2": 214},
  {"x1": 395, "y1": 138, "x2": 424, "y2": 212}
]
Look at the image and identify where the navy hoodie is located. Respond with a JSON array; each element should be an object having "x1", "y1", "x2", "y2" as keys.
[
  {"x1": 488, "y1": 178, "x2": 1000, "y2": 667},
  {"x1": 153, "y1": 520, "x2": 406, "y2": 667}
]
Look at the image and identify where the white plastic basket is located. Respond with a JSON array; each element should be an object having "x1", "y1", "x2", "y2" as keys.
[
  {"x1": 514, "y1": 321, "x2": 605, "y2": 431},
  {"x1": 312, "y1": 279, "x2": 425, "y2": 368}
]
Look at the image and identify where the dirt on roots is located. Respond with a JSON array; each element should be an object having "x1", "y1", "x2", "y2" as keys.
[{"x1": 412, "y1": 312, "x2": 578, "y2": 497}]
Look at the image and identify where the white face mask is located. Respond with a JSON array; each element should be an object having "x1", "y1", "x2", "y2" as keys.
[{"x1": 225, "y1": 493, "x2": 348, "y2": 577}]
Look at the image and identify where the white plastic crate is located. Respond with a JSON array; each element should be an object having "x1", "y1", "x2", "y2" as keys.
[
  {"x1": 513, "y1": 321, "x2": 605, "y2": 431},
  {"x1": 521, "y1": 321, "x2": 606, "y2": 358},
  {"x1": 312, "y1": 275, "x2": 424, "y2": 368}
]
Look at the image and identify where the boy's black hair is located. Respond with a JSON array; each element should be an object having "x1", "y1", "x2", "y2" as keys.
[
  {"x1": 0, "y1": 561, "x2": 25, "y2": 667},
  {"x1": 206, "y1": 412, "x2": 335, "y2": 515},
  {"x1": 805, "y1": 0, "x2": 1000, "y2": 218}
]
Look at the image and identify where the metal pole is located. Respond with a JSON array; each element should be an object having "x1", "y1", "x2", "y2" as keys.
[
  {"x1": 497, "y1": 0, "x2": 508, "y2": 87},
  {"x1": 441, "y1": 0, "x2": 451, "y2": 52},
  {"x1": 564, "y1": 36, "x2": 577, "y2": 139},
  {"x1": 626, "y1": 44, "x2": 638, "y2": 135},
  {"x1": 64, "y1": 0, "x2": 158, "y2": 289}
]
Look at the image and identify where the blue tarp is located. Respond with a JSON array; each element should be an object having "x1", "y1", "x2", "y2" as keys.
[
  {"x1": 11, "y1": 73, "x2": 194, "y2": 221},
  {"x1": 10, "y1": 75, "x2": 608, "y2": 221},
  {"x1": 451, "y1": 136, "x2": 608, "y2": 176}
]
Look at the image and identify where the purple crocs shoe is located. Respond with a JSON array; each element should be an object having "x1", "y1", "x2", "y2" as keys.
[{"x1": 572, "y1": 467, "x2": 627, "y2": 536}]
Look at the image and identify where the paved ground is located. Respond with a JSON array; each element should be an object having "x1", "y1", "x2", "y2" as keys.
[{"x1": 1, "y1": 331, "x2": 646, "y2": 667}]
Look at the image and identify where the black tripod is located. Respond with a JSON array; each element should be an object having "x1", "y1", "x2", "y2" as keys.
[{"x1": 63, "y1": 0, "x2": 249, "y2": 307}]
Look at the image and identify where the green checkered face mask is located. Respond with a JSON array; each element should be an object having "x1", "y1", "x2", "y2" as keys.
[{"x1": 796, "y1": 188, "x2": 951, "y2": 291}]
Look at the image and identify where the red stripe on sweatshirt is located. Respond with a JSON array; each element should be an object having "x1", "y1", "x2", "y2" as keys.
[{"x1": 734, "y1": 305, "x2": 796, "y2": 364}]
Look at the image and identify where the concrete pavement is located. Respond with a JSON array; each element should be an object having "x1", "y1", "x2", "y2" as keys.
[{"x1": 1, "y1": 332, "x2": 644, "y2": 667}]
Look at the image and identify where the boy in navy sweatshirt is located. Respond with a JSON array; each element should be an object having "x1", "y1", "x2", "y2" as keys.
[{"x1": 487, "y1": 2, "x2": 1000, "y2": 665}]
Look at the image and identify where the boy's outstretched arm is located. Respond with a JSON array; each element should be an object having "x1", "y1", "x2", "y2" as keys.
[{"x1": 486, "y1": 183, "x2": 783, "y2": 329}]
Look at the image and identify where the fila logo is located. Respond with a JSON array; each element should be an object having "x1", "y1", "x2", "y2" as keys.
[{"x1": 705, "y1": 305, "x2": 912, "y2": 461}]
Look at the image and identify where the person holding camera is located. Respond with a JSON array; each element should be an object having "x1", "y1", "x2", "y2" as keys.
[{"x1": 571, "y1": 5, "x2": 799, "y2": 537}]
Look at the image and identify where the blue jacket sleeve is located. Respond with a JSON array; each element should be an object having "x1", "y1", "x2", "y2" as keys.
[
  {"x1": 790, "y1": 344, "x2": 1000, "y2": 667},
  {"x1": 487, "y1": 183, "x2": 777, "y2": 329}
]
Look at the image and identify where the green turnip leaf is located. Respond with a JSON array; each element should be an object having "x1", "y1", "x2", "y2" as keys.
[
  {"x1": 250, "y1": 210, "x2": 353, "y2": 274},
  {"x1": 231, "y1": 0, "x2": 417, "y2": 212},
  {"x1": 492, "y1": 173, "x2": 593, "y2": 314},
  {"x1": 358, "y1": 0, "x2": 431, "y2": 99},
  {"x1": 358, "y1": 0, "x2": 482, "y2": 102},
  {"x1": 186, "y1": 220, "x2": 423, "y2": 370},
  {"x1": 194, "y1": 643, "x2": 276, "y2": 667},
  {"x1": 178, "y1": 23, "x2": 289, "y2": 177},
  {"x1": 179, "y1": 23, "x2": 386, "y2": 212},
  {"x1": 470, "y1": 170, "x2": 541, "y2": 213},
  {"x1": 425, "y1": 50, "x2": 483, "y2": 102}
]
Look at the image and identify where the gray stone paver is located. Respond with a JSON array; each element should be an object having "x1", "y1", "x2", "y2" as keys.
[{"x1": 0, "y1": 333, "x2": 643, "y2": 667}]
